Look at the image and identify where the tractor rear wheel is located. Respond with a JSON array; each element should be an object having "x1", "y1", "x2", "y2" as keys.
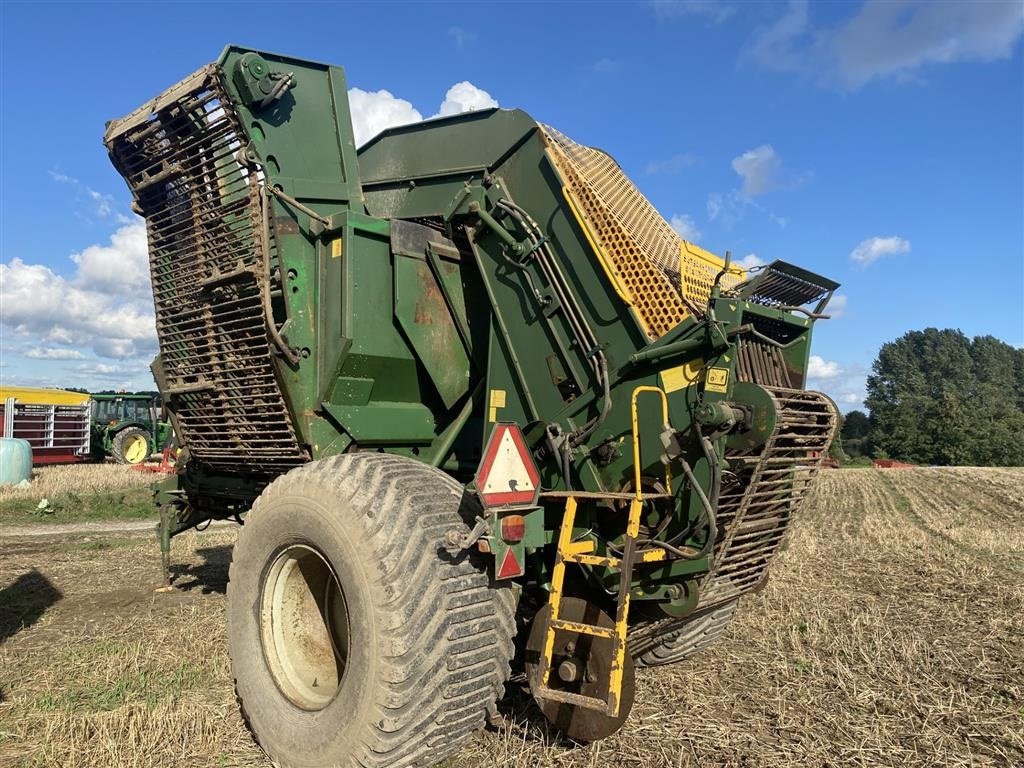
[
  {"x1": 227, "y1": 454, "x2": 517, "y2": 768},
  {"x1": 111, "y1": 427, "x2": 150, "y2": 465}
]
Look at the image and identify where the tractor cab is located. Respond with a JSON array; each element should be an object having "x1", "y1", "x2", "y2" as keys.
[{"x1": 89, "y1": 392, "x2": 171, "y2": 465}]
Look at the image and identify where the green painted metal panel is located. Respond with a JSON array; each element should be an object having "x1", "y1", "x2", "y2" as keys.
[
  {"x1": 322, "y1": 402, "x2": 435, "y2": 444},
  {"x1": 393, "y1": 254, "x2": 471, "y2": 410}
]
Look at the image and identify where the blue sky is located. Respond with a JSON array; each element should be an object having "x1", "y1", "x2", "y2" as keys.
[{"x1": 1, "y1": 0, "x2": 1022, "y2": 410}]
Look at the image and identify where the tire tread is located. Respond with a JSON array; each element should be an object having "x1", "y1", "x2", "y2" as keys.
[{"x1": 229, "y1": 454, "x2": 516, "y2": 768}]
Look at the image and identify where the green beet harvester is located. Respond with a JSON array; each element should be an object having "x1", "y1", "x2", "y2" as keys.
[{"x1": 104, "y1": 46, "x2": 839, "y2": 767}]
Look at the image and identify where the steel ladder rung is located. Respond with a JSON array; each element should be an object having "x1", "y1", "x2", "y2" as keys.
[
  {"x1": 564, "y1": 552, "x2": 621, "y2": 568},
  {"x1": 533, "y1": 685, "x2": 615, "y2": 714},
  {"x1": 535, "y1": 384, "x2": 673, "y2": 720},
  {"x1": 549, "y1": 618, "x2": 617, "y2": 639}
]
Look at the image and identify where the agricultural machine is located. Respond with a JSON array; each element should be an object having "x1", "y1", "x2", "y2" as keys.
[
  {"x1": 89, "y1": 392, "x2": 172, "y2": 465},
  {"x1": 105, "y1": 46, "x2": 838, "y2": 767}
]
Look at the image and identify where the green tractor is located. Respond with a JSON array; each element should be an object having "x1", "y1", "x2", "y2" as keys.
[{"x1": 89, "y1": 392, "x2": 172, "y2": 465}]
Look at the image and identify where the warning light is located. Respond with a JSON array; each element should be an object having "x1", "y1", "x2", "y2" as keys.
[
  {"x1": 496, "y1": 547, "x2": 524, "y2": 579},
  {"x1": 500, "y1": 514, "x2": 526, "y2": 543},
  {"x1": 475, "y1": 422, "x2": 541, "y2": 508}
]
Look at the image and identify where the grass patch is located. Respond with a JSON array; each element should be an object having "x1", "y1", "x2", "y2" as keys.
[
  {"x1": 0, "y1": 486, "x2": 156, "y2": 526},
  {"x1": 34, "y1": 661, "x2": 204, "y2": 713},
  {"x1": 840, "y1": 456, "x2": 874, "y2": 468}
]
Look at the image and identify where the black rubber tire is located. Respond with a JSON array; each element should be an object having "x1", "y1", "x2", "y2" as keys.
[
  {"x1": 630, "y1": 598, "x2": 739, "y2": 668},
  {"x1": 110, "y1": 427, "x2": 150, "y2": 465},
  {"x1": 227, "y1": 454, "x2": 517, "y2": 768}
]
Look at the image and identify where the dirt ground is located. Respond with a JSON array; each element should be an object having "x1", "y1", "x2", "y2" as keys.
[{"x1": 1, "y1": 467, "x2": 1021, "y2": 768}]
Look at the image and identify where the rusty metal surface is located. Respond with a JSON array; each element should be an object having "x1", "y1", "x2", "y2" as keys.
[
  {"x1": 628, "y1": 386, "x2": 837, "y2": 654},
  {"x1": 735, "y1": 337, "x2": 795, "y2": 389},
  {"x1": 527, "y1": 597, "x2": 636, "y2": 741},
  {"x1": 105, "y1": 67, "x2": 306, "y2": 474},
  {"x1": 700, "y1": 387, "x2": 838, "y2": 607}
]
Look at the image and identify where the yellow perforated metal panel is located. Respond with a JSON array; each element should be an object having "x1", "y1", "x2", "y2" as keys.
[
  {"x1": 542, "y1": 125, "x2": 743, "y2": 338},
  {"x1": 679, "y1": 240, "x2": 744, "y2": 311}
]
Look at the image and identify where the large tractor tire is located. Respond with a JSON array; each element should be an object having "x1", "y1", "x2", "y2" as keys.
[
  {"x1": 227, "y1": 454, "x2": 517, "y2": 768},
  {"x1": 630, "y1": 598, "x2": 739, "y2": 668},
  {"x1": 110, "y1": 427, "x2": 150, "y2": 465}
]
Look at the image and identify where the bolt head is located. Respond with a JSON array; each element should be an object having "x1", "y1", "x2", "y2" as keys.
[{"x1": 557, "y1": 659, "x2": 580, "y2": 683}]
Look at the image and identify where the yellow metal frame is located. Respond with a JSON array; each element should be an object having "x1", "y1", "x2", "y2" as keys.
[
  {"x1": 630, "y1": 386, "x2": 672, "y2": 506},
  {"x1": 680, "y1": 240, "x2": 745, "y2": 280},
  {"x1": 535, "y1": 385, "x2": 673, "y2": 717}
]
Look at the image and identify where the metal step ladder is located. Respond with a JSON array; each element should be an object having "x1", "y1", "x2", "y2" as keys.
[{"x1": 534, "y1": 386, "x2": 672, "y2": 716}]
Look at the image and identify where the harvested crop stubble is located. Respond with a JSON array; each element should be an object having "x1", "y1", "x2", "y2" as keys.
[
  {"x1": 0, "y1": 464, "x2": 154, "y2": 501},
  {"x1": 0, "y1": 468, "x2": 1021, "y2": 767}
]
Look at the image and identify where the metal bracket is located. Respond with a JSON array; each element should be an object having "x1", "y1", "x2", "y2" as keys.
[{"x1": 443, "y1": 516, "x2": 491, "y2": 555}]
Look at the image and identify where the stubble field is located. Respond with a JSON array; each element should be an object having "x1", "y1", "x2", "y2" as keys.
[{"x1": 1, "y1": 467, "x2": 1021, "y2": 768}]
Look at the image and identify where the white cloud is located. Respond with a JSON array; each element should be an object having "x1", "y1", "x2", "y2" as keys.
[
  {"x1": 0, "y1": 221, "x2": 158, "y2": 366},
  {"x1": 704, "y1": 145, "x2": 803, "y2": 228},
  {"x1": 745, "y1": 0, "x2": 811, "y2": 74},
  {"x1": 70, "y1": 217, "x2": 150, "y2": 299},
  {"x1": 23, "y1": 347, "x2": 86, "y2": 360},
  {"x1": 348, "y1": 81, "x2": 498, "y2": 147},
  {"x1": 706, "y1": 189, "x2": 787, "y2": 229},
  {"x1": 735, "y1": 253, "x2": 765, "y2": 270},
  {"x1": 849, "y1": 235, "x2": 911, "y2": 267},
  {"x1": 76, "y1": 363, "x2": 121, "y2": 376},
  {"x1": 435, "y1": 81, "x2": 498, "y2": 118},
  {"x1": 347, "y1": 88, "x2": 424, "y2": 147},
  {"x1": 732, "y1": 145, "x2": 782, "y2": 197},
  {"x1": 706, "y1": 193, "x2": 724, "y2": 221},
  {"x1": 807, "y1": 355, "x2": 842, "y2": 379},
  {"x1": 746, "y1": 0, "x2": 1024, "y2": 90},
  {"x1": 834, "y1": 0, "x2": 1024, "y2": 88},
  {"x1": 828, "y1": 293, "x2": 848, "y2": 318},
  {"x1": 49, "y1": 170, "x2": 133, "y2": 224},
  {"x1": 670, "y1": 213, "x2": 702, "y2": 241},
  {"x1": 645, "y1": 153, "x2": 697, "y2": 175},
  {"x1": 653, "y1": 0, "x2": 737, "y2": 24},
  {"x1": 92, "y1": 338, "x2": 149, "y2": 360},
  {"x1": 448, "y1": 26, "x2": 476, "y2": 48},
  {"x1": 805, "y1": 360, "x2": 869, "y2": 410}
]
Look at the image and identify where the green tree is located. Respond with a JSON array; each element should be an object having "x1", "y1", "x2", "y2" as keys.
[
  {"x1": 828, "y1": 418, "x2": 846, "y2": 464},
  {"x1": 840, "y1": 409, "x2": 870, "y2": 457},
  {"x1": 865, "y1": 328, "x2": 1024, "y2": 466}
]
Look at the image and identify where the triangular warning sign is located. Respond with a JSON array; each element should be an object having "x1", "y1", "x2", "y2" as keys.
[
  {"x1": 496, "y1": 546, "x2": 524, "y2": 580},
  {"x1": 475, "y1": 423, "x2": 541, "y2": 508}
]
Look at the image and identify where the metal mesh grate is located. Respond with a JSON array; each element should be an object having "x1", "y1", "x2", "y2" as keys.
[
  {"x1": 730, "y1": 262, "x2": 834, "y2": 308},
  {"x1": 105, "y1": 65, "x2": 306, "y2": 474},
  {"x1": 700, "y1": 387, "x2": 837, "y2": 607},
  {"x1": 542, "y1": 126, "x2": 742, "y2": 338}
]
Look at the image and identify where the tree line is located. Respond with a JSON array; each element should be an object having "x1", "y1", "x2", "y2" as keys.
[{"x1": 838, "y1": 328, "x2": 1024, "y2": 467}]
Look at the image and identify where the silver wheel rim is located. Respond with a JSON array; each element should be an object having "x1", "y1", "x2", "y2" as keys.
[{"x1": 260, "y1": 544, "x2": 350, "y2": 710}]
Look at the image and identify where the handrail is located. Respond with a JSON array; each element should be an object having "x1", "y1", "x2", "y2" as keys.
[{"x1": 630, "y1": 385, "x2": 672, "y2": 504}]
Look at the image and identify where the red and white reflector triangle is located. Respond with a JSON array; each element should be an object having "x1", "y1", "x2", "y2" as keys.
[
  {"x1": 496, "y1": 546, "x2": 524, "y2": 579},
  {"x1": 475, "y1": 423, "x2": 540, "y2": 508}
]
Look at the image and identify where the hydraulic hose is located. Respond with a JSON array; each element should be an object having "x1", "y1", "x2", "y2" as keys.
[
  {"x1": 259, "y1": 185, "x2": 301, "y2": 365},
  {"x1": 494, "y1": 197, "x2": 613, "y2": 450},
  {"x1": 675, "y1": 456, "x2": 717, "y2": 558}
]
